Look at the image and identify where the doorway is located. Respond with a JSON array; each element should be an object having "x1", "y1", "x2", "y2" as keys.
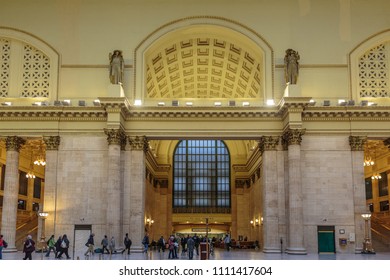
[{"x1": 317, "y1": 226, "x2": 335, "y2": 253}]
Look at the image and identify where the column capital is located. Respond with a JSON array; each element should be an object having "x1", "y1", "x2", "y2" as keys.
[
  {"x1": 5, "y1": 136, "x2": 25, "y2": 152},
  {"x1": 43, "y1": 136, "x2": 61, "y2": 150},
  {"x1": 128, "y1": 136, "x2": 149, "y2": 152},
  {"x1": 258, "y1": 136, "x2": 280, "y2": 152},
  {"x1": 104, "y1": 128, "x2": 126, "y2": 147},
  {"x1": 282, "y1": 129, "x2": 305, "y2": 146},
  {"x1": 349, "y1": 136, "x2": 366, "y2": 151},
  {"x1": 383, "y1": 138, "x2": 390, "y2": 150}
]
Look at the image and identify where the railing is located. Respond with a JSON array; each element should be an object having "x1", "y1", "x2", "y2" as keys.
[{"x1": 172, "y1": 207, "x2": 231, "y2": 214}]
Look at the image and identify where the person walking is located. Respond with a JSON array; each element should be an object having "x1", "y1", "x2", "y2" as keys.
[
  {"x1": 142, "y1": 233, "x2": 149, "y2": 253},
  {"x1": 45, "y1": 234, "x2": 56, "y2": 258},
  {"x1": 121, "y1": 233, "x2": 132, "y2": 254},
  {"x1": 84, "y1": 233, "x2": 95, "y2": 257},
  {"x1": 109, "y1": 236, "x2": 116, "y2": 254},
  {"x1": 22, "y1": 235, "x2": 35, "y2": 260},
  {"x1": 57, "y1": 234, "x2": 71, "y2": 259},
  {"x1": 187, "y1": 236, "x2": 195, "y2": 260},
  {"x1": 168, "y1": 235, "x2": 175, "y2": 259},
  {"x1": 157, "y1": 235, "x2": 165, "y2": 253},
  {"x1": 224, "y1": 234, "x2": 231, "y2": 251},
  {"x1": 101, "y1": 235, "x2": 110, "y2": 254},
  {"x1": 193, "y1": 234, "x2": 200, "y2": 256}
]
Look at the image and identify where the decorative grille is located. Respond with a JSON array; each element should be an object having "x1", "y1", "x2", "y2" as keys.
[
  {"x1": 0, "y1": 38, "x2": 10, "y2": 97},
  {"x1": 21, "y1": 44, "x2": 50, "y2": 97},
  {"x1": 358, "y1": 43, "x2": 389, "y2": 98}
]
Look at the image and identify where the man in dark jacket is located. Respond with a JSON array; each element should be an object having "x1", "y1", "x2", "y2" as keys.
[{"x1": 121, "y1": 233, "x2": 132, "y2": 254}]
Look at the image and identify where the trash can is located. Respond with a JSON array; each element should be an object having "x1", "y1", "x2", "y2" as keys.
[{"x1": 200, "y1": 242, "x2": 209, "y2": 260}]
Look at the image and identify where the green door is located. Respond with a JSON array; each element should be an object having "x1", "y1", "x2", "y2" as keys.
[{"x1": 318, "y1": 228, "x2": 335, "y2": 253}]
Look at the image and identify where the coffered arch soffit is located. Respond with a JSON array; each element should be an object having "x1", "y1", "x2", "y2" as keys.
[{"x1": 134, "y1": 17, "x2": 274, "y2": 106}]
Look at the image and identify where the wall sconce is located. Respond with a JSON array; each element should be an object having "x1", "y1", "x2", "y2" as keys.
[
  {"x1": 250, "y1": 218, "x2": 261, "y2": 226},
  {"x1": 146, "y1": 218, "x2": 154, "y2": 226}
]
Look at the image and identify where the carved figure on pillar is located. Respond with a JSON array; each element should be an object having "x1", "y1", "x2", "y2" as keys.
[
  {"x1": 104, "y1": 128, "x2": 126, "y2": 146},
  {"x1": 282, "y1": 129, "x2": 305, "y2": 146},
  {"x1": 284, "y1": 49, "x2": 300, "y2": 84},
  {"x1": 128, "y1": 136, "x2": 149, "y2": 152},
  {"x1": 109, "y1": 50, "x2": 124, "y2": 85},
  {"x1": 349, "y1": 136, "x2": 366, "y2": 151},
  {"x1": 43, "y1": 136, "x2": 61, "y2": 150}
]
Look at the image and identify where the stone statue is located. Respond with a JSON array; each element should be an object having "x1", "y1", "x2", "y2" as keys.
[
  {"x1": 109, "y1": 50, "x2": 124, "y2": 85},
  {"x1": 284, "y1": 49, "x2": 300, "y2": 84}
]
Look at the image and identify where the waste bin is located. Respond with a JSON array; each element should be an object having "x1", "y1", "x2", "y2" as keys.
[{"x1": 200, "y1": 242, "x2": 209, "y2": 260}]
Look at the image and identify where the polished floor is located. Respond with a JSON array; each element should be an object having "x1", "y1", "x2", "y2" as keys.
[{"x1": 2, "y1": 247, "x2": 389, "y2": 260}]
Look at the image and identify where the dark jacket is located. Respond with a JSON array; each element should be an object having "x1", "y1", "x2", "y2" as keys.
[{"x1": 23, "y1": 238, "x2": 35, "y2": 253}]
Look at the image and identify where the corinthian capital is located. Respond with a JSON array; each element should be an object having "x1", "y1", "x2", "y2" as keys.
[
  {"x1": 128, "y1": 136, "x2": 148, "y2": 152},
  {"x1": 349, "y1": 136, "x2": 366, "y2": 151},
  {"x1": 282, "y1": 129, "x2": 305, "y2": 146},
  {"x1": 104, "y1": 128, "x2": 126, "y2": 146},
  {"x1": 43, "y1": 136, "x2": 61, "y2": 150},
  {"x1": 258, "y1": 136, "x2": 280, "y2": 151},
  {"x1": 5, "y1": 136, "x2": 25, "y2": 152}
]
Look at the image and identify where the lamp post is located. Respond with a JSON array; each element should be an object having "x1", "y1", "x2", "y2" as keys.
[
  {"x1": 38, "y1": 211, "x2": 48, "y2": 259},
  {"x1": 361, "y1": 213, "x2": 375, "y2": 254}
]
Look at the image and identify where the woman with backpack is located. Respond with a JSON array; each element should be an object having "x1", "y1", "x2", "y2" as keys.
[{"x1": 22, "y1": 235, "x2": 35, "y2": 260}]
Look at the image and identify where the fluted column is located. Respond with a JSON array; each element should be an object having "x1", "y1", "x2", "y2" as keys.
[
  {"x1": 104, "y1": 128, "x2": 126, "y2": 244},
  {"x1": 283, "y1": 129, "x2": 307, "y2": 254},
  {"x1": 349, "y1": 136, "x2": 367, "y2": 253},
  {"x1": 259, "y1": 136, "x2": 281, "y2": 253},
  {"x1": 1, "y1": 136, "x2": 25, "y2": 251},
  {"x1": 128, "y1": 136, "x2": 148, "y2": 252},
  {"x1": 42, "y1": 136, "x2": 61, "y2": 238}
]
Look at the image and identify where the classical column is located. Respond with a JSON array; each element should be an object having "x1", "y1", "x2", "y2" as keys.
[
  {"x1": 1, "y1": 136, "x2": 25, "y2": 251},
  {"x1": 349, "y1": 136, "x2": 368, "y2": 253},
  {"x1": 259, "y1": 136, "x2": 281, "y2": 253},
  {"x1": 128, "y1": 135, "x2": 148, "y2": 252},
  {"x1": 104, "y1": 128, "x2": 126, "y2": 244},
  {"x1": 42, "y1": 136, "x2": 61, "y2": 238},
  {"x1": 283, "y1": 129, "x2": 307, "y2": 254}
]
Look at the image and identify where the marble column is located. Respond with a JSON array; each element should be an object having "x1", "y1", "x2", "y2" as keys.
[
  {"x1": 283, "y1": 129, "x2": 307, "y2": 254},
  {"x1": 42, "y1": 136, "x2": 61, "y2": 239},
  {"x1": 128, "y1": 136, "x2": 148, "y2": 252},
  {"x1": 259, "y1": 136, "x2": 281, "y2": 253},
  {"x1": 349, "y1": 136, "x2": 368, "y2": 253},
  {"x1": 1, "y1": 136, "x2": 25, "y2": 251},
  {"x1": 104, "y1": 128, "x2": 126, "y2": 244}
]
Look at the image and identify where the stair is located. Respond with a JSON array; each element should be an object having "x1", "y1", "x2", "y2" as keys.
[{"x1": 371, "y1": 212, "x2": 390, "y2": 252}]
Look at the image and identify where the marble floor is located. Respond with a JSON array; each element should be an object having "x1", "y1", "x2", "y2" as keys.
[{"x1": 2, "y1": 248, "x2": 389, "y2": 260}]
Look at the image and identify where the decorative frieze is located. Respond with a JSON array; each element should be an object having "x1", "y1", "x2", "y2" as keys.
[
  {"x1": 128, "y1": 135, "x2": 149, "y2": 152},
  {"x1": 43, "y1": 136, "x2": 61, "y2": 150},
  {"x1": 349, "y1": 136, "x2": 366, "y2": 151},
  {"x1": 5, "y1": 136, "x2": 25, "y2": 152},
  {"x1": 282, "y1": 129, "x2": 305, "y2": 146},
  {"x1": 104, "y1": 128, "x2": 126, "y2": 146}
]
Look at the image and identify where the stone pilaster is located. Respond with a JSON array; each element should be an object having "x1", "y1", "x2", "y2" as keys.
[
  {"x1": 259, "y1": 136, "x2": 281, "y2": 253},
  {"x1": 1, "y1": 136, "x2": 25, "y2": 251},
  {"x1": 349, "y1": 136, "x2": 367, "y2": 253},
  {"x1": 128, "y1": 136, "x2": 148, "y2": 252},
  {"x1": 42, "y1": 136, "x2": 60, "y2": 238},
  {"x1": 104, "y1": 129, "x2": 126, "y2": 243},
  {"x1": 283, "y1": 129, "x2": 307, "y2": 254}
]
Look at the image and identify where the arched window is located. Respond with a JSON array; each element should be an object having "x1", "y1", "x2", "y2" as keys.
[{"x1": 173, "y1": 140, "x2": 230, "y2": 213}]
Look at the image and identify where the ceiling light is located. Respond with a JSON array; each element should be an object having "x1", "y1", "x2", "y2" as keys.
[
  {"x1": 93, "y1": 99, "x2": 101, "y2": 106},
  {"x1": 242, "y1": 101, "x2": 250, "y2": 107},
  {"x1": 266, "y1": 99, "x2": 275, "y2": 106},
  {"x1": 214, "y1": 101, "x2": 222, "y2": 107},
  {"x1": 186, "y1": 102, "x2": 193, "y2": 106},
  {"x1": 157, "y1": 102, "x2": 165, "y2": 106},
  {"x1": 134, "y1": 100, "x2": 142, "y2": 106},
  {"x1": 1, "y1": 102, "x2": 12, "y2": 106}
]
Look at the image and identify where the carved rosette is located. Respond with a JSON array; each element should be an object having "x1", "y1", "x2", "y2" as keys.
[
  {"x1": 282, "y1": 129, "x2": 305, "y2": 146},
  {"x1": 258, "y1": 136, "x2": 280, "y2": 152},
  {"x1": 128, "y1": 135, "x2": 149, "y2": 152},
  {"x1": 104, "y1": 128, "x2": 126, "y2": 146},
  {"x1": 5, "y1": 136, "x2": 25, "y2": 152},
  {"x1": 349, "y1": 136, "x2": 366, "y2": 151},
  {"x1": 43, "y1": 136, "x2": 61, "y2": 151}
]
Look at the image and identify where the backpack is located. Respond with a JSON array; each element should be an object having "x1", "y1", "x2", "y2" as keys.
[
  {"x1": 46, "y1": 239, "x2": 50, "y2": 246},
  {"x1": 3, "y1": 240, "x2": 8, "y2": 248}
]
